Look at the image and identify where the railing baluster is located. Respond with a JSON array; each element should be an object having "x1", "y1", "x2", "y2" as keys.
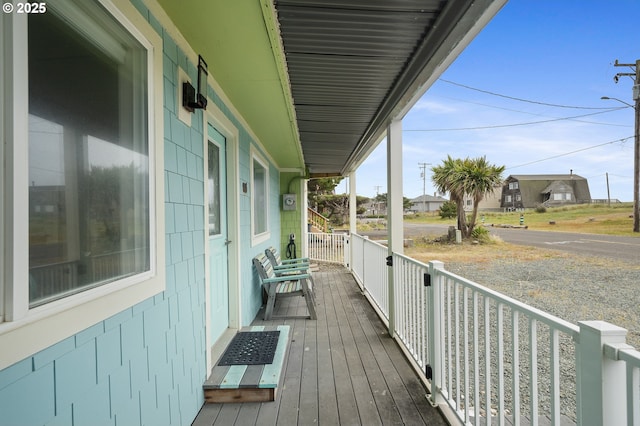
[
  {"x1": 498, "y1": 303, "x2": 505, "y2": 426},
  {"x1": 473, "y1": 291, "x2": 479, "y2": 426},
  {"x1": 485, "y1": 296, "x2": 492, "y2": 426},
  {"x1": 447, "y1": 278, "x2": 453, "y2": 401},
  {"x1": 512, "y1": 310, "x2": 520, "y2": 426},
  {"x1": 529, "y1": 318, "x2": 538, "y2": 426},
  {"x1": 455, "y1": 282, "x2": 461, "y2": 410},
  {"x1": 627, "y1": 362, "x2": 640, "y2": 426},
  {"x1": 463, "y1": 287, "x2": 470, "y2": 423},
  {"x1": 550, "y1": 328, "x2": 560, "y2": 425}
]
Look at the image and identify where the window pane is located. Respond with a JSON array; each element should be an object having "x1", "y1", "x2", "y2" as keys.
[
  {"x1": 28, "y1": 3, "x2": 150, "y2": 306},
  {"x1": 208, "y1": 142, "x2": 221, "y2": 236},
  {"x1": 253, "y1": 159, "x2": 267, "y2": 235}
]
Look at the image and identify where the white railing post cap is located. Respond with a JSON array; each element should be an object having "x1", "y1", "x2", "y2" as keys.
[
  {"x1": 579, "y1": 320, "x2": 628, "y2": 340},
  {"x1": 428, "y1": 260, "x2": 444, "y2": 270}
]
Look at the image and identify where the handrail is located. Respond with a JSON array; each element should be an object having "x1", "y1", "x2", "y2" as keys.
[{"x1": 307, "y1": 207, "x2": 329, "y2": 233}]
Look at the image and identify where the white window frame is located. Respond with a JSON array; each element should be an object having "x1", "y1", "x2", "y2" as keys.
[
  {"x1": 250, "y1": 147, "x2": 270, "y2": 246},
  {"x1": 0, "y1": 0, "x2": 164, "y2": 371}
]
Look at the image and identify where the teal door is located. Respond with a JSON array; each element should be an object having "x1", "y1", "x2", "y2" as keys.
[{"x1": 207, "y1": 125, "x2": 229, "y2": 344}]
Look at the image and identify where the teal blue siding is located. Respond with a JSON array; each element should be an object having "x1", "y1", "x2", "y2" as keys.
[{"x1": 0, "y1": 1, "x2": 287, "y2": 424}]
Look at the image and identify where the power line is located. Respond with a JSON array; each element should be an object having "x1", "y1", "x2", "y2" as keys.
[
  {"x1": 432, "y1": 95, "x2": 632, "y2": 128},
  {"x1": 404, "y1": 108, "x2": 627, "y2": 132},
  {"x1": 506, "y1": 136, "x2": 633, "y2": 170},
  {"x1": 439, "y1": 79, "x2": 622, "y2": 110}
]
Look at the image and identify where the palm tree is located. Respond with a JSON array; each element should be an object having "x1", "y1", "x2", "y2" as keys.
[
  {"x1": 432, "y1": 156, "x2": 504, "y2": 238},
  {"x1": 460, "y1": 156, "x2": 505, "y2": 237},
  {"x1": 431, "y1": 156, "x2": 467, "y2": 233}
]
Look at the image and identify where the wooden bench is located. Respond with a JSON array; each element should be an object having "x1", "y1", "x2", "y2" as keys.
[
  {"x1": 265, "y1": 247, "x2": 317, "y2": 307},
  {"x1": 253, "y1": 253, "x2": 316, "y2": 321}
]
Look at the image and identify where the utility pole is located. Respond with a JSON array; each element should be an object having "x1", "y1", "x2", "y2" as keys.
[
  {"x1": 374, "y1": 185, "x2": 382, "y2": 218},
  {"x1": 418, "y1": 162, "x2": 431, "y2": 213},
  {"x1": 606, "y1": 172, "x2": 611, "y2": 207},
  {"x1": 609, "y1": 59, "x2": 640, "y2": 232}
]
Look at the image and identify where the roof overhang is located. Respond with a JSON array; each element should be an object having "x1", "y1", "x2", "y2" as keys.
[{"x1": 155, "y1": 0, "x2": 507, "y2": 176}]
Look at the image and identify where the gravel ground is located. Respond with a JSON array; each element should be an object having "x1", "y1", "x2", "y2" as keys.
[{"x1": 440, "y1": 253, "x2": 640, "y2": 422}]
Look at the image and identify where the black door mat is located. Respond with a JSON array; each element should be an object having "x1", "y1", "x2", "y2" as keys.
[{"x1": 217, "y1": 331, "x2": 281, "y2": 366}]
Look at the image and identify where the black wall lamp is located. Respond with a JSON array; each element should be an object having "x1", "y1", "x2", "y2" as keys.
[{"x1": 183, "y1": 55, "x2": 208, "y2": 112}]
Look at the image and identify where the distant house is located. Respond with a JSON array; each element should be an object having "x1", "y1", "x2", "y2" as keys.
[
  {"x1": 501, "y1": 174, "x2": 591, "y2": 210},
  {"x1": 362, "y1": 199, "x2": 387, "y2": 217},
  {"x1": 462, "y1": 183, "x2": 503, "y2": 212},
  {"x1": 410, "y1": 194, "x2": 448, "y2": 212}
]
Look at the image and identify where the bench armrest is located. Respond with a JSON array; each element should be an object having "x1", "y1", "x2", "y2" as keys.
[
  {"x1": 280, "y1": 257, "x2": 309, "y2": 264},
  {"x1": 273, "y1": 265, "x2": 310, "y2": 274},
  {"x1": 261, "y1": 273, "x2": 311, "y2": 284}
]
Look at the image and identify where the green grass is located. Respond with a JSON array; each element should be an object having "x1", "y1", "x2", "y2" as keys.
[{"x1": 404, "y1": 203, "x2": 639, "y2": 237}]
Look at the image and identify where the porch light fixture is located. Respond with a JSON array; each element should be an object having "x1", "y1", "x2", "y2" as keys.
[{"x1": 182, "y1": 55, "x2": 208, "y2": 112}]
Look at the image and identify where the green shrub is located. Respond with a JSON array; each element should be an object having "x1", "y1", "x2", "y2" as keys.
[
  {"x1": 471, "y1": 225, "x2": 491, "y2": 242},
  {"x1": 535, "y1": 204, "x2": 547, "y2": 213},
  {"x1": 439, "y1": 200, "x2": 457, "y2": 219}
]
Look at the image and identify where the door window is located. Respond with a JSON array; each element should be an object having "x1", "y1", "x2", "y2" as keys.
[{"x1": 208, "y1": 141, "x2": 221, "y2": 236}]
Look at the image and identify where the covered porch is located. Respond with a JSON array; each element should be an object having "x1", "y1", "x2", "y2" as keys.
[
  {"x1": 196, "y1": 233, "x2": 640, "y2": 425},
  {"x1": 193, "y1": 264, "x2": 448, "y2": 425}
]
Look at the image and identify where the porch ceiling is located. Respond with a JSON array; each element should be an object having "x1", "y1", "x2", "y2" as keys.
[{"x1": 156, "y1": 0, "x2": 505, "y2": 176}]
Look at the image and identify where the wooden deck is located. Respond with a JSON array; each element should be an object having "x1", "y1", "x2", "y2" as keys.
[{"x1": 192, "y1": 265, "x2": 448, "y2": 425}]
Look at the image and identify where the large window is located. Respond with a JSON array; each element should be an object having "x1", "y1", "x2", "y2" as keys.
[
  {"x1": 251, "y1": 149, "x2": 269, "y2": 243},
  {"x1": 28, "y1": 2, "x2": 150, "y2": 306},
  {"x1": 1, "y1": 0, "x2": 164, "y2": 368}
]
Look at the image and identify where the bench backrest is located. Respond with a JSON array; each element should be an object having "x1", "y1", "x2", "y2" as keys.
[
  {"x1": 253, "y1": 253, "x2": 275, "y2": 281},
  {"x1": 265, "y1": 246, "x2": 282, "y2": 267}
]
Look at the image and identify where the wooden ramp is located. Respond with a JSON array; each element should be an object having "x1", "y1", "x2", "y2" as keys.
[{"x1": 203, "y1": 325, "x2": 290, "y2": 403}]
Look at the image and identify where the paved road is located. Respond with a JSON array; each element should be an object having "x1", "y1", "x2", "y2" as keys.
[
  {"x1": 489, "y1": 227, "x2": 640, "y2": 263},
  {"x1": 361, "y1": 222, "x2": 640, "y2": 263}
]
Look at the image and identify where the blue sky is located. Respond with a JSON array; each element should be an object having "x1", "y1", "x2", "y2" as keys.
[{"x1": 355, "y1": 0, "x2": 640, "y2": 202}]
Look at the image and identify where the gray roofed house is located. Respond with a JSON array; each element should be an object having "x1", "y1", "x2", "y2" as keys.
[
  {"x1": 410, "y1": 194, "x2": 448, "y2": 212},
  {"x1": 501, "y1": 174, "x2": 591, "y2": 210}
]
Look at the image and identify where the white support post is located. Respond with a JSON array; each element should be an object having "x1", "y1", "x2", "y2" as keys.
[
  {"x1": 387, "y1": 119, "x2": 403, "y2": 338},
  {"x1": 387, "y1": 119, "x2": 404, "y2": 256},
  {"x1": 349, "y1": 173, "x2": 357, "y2": 236},
  {"x1": 428, "y1": 261, "x2": 445, "y2": 406},
  {"x1": 577, "y1": 321, "x2": 629, "y2": 426},
  {"x1": 302, "y1": 178, "x2": 309, "y2": 258},
  {"x1": 348, "y1": 173, "x2": 357, "y2": 270}
]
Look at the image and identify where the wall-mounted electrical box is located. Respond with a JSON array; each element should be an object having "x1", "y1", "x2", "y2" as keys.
[{"x1": 282, "y1": 194, "x2": 297, "y2": 211}]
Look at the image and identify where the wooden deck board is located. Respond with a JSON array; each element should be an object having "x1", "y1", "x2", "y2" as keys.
[
  {"x1": 192, "y1": 266, "x2": 448, "y2": 425},
  {"x1": 315, "y1": 280, "x2": 340, "y2": 425}
]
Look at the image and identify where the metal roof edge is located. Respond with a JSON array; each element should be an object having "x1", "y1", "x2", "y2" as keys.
[{"x1": 260, "y1": 0, "x2": 305, "y2": 169}]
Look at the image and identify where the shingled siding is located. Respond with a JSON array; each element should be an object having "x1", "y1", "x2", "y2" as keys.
[
  {"x1": 0, "y1": 1, "x2": 282, "y2": 424},
  {"x1": 279, "y1": 172, "x2": 304, "y2": 258}
]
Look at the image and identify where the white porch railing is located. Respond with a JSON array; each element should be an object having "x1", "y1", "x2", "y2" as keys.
[
  {"x1": 307, "y1": 232, "x2": 350, "y2": 266},
  {"x1": 330, "y1": 232, "x2": 640, "y2": 425}
]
